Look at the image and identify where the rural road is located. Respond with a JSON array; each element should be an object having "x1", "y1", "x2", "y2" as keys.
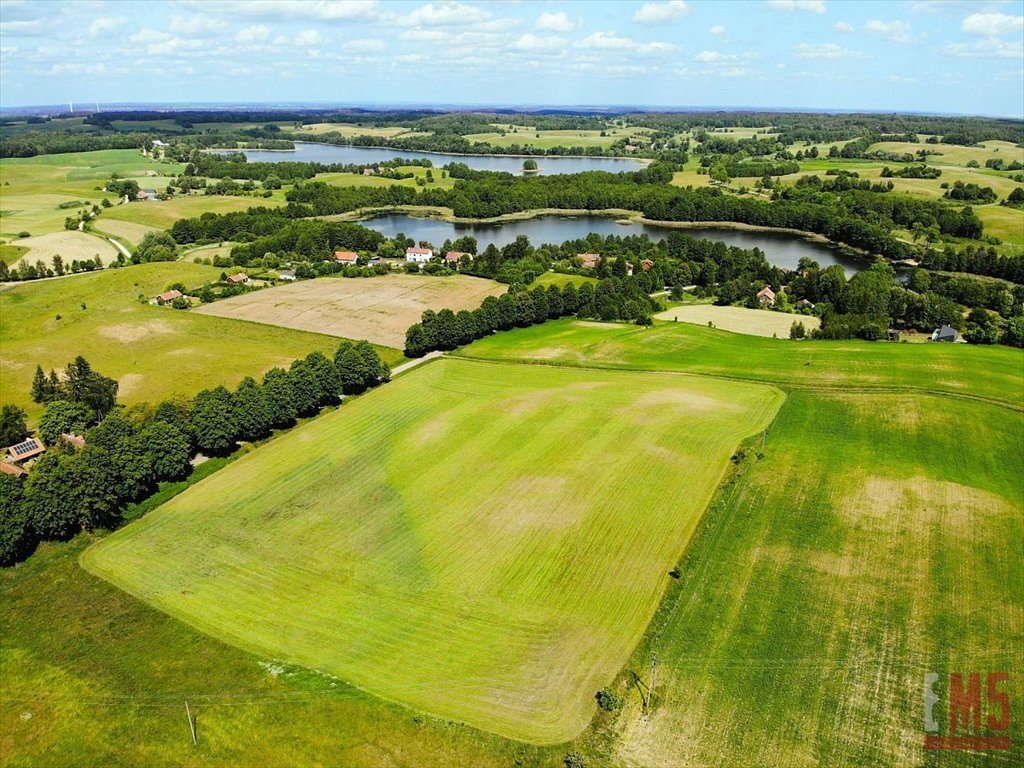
[{"x1": 391, "y1": 350, "x2": 444, "y2": 376}]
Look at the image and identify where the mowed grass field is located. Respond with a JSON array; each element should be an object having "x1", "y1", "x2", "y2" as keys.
[
  {"x1": 458, "y1": 319, "x2": 1024, "y2": 408},
  {"x1": 81, "y1": 357, "x2": 784, "y2": 744},
  {"x1": 656, "y1": 304, "x2": 821, "y2": 338},
  {"x1": 0, "y1": 263, "x2": 403, "y2": 421},
  {"x1": 7, "y1": 230, "x2": 120, "y2": 267},
  {"x1": 192, "y1": 273, "x2": 507, "y2": 348},
  {"x1": 611, "y1": 390, "x2": 1023, "y2": 767}
]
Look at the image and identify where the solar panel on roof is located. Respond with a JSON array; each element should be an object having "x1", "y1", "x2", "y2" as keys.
[{"x1": 11, "y1": 439, "x2": 40, "y2": 456}]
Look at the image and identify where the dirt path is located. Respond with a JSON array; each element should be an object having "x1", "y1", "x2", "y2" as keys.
[{"x1": 391, "y1": 350, "x2": 443, "y2": 376}]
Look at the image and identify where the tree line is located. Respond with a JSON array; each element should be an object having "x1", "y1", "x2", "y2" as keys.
[{"x1": 0, "y1": 342, "x2": 390, "y2": 566}]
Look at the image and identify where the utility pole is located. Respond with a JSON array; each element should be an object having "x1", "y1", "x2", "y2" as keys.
[{"x1": 185, "y1": 699, "x2": 197, "y2": 745}]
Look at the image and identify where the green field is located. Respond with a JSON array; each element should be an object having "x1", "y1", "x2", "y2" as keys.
[
  {"x1": 457, "y1": 319, "x2": 1024, "y2": 409},
  {"x1": 0, "y1": 149, "x2": 185, "y2": 240},
  {"x1": 465, "y1": 126, "x2": 652, "y2": 151},
  {"x1": 82, "y1": 357, "x2": 783, "y2": 744},
  {"x1": 612, "y1": 390, "x2": 1023, "y2": 766},
  {"x1": 0, "y1": 263, "x2": 403, "y2": 421}
]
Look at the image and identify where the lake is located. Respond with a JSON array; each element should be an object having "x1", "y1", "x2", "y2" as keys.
[
  {"x1": 226, "y1": 142, "x2": 648, "y2": 175},
  {"x1": 359, "y1": 214, "x2": 870, "y2": 273}
]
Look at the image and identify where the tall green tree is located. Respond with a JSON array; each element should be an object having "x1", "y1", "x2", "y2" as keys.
[
  {"x1": 192, "y1": 386, "x2": 238, "y2": 455},
  {"x1": 38, "y1": 400, "x2": 92, "y2": 446},
  {"x1": 261, "y1": 368, "x2": 297, "y2": 428},
  {"x1": 0, "y1": 405, "x2": 30, "y2": 447},
  {"x1": 232, "y1": 377, "x2": 272, "y2": 442}
]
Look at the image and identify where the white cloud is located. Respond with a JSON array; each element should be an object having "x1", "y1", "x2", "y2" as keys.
[
  {"x1": 944, "y1": 37, "x2": 1024, "y2": 58},
  {"x1": 48, "y1": 62, "x2": 107, "y2": 76},
  {"x1": 607, "y1": 64, "x2": 648, "y2": 75},
  {"x1": 184, "y1": 1, "x2": 379, "y2": 22},
  {"x1": 833, "y1": 21, "x2": 853, "y2": 32},
  {"x1": 696, "y1": 50, "x2": 722, "y2": 62},
  {"x1": 719, "y1": 67, "x2": 755, "y2": 78},
  {"x1": 235, "y1": 24, "x2": 271, "y2": 43},
  {"x1": 398, "y1": 28, "x2": 447, "y2": 42},
  {"x1": 512, "y1": 34, "x2": 566, "y2": 51},
  {"x1": 767, "y1": 0, "x2": 826, "y2": 14},
  {"x1": 88, "y1": 16, "x2": 127, "y2": 37},
  {"x1": 535, "y1": 11, "x2": 576, "y2": 33},
  {"x1": 396, "y1": 2, "x2": 490, "y2": 26},
  {"x1": 169, "y1": 14, "x2": 226, "y2": 35},
  {"x1": 295, "y1": 29, "x2": 324, "y2": 46},
  {"x1": 795, "y1": 43, "x2": 869, "y2": 59},
  {"x1": 632, "y1": 1, "x2": 690, "y2": 25},
  {"x1": 709, "y1": 24, "x2": 726, "y2": 35},
  {"x1": 343, "y1": 38, "x2": 385, "y2": 52},
  {"x1": 129, "y1": 29, "x2": 169, "y2": 44},
  {"x1": 865, "y1": 19, "x2": 912, "y2": 43},
  {"x1": 960, "y1": 12, "x2": 1024, "y2": 36},
  {"x1": 576, "y1": 32, "x2": 674, "y2": 55}
]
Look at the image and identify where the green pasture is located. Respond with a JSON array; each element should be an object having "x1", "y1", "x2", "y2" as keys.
[
  {"x1": 456, "y1": 319, "x2": 1024, "y2": 409},
  {"x1": 0, "y1": 262, "x2": 402, "y2": 421},
  {"x1": 82, "y1": 357, "x2": 783, "y2": 744}
]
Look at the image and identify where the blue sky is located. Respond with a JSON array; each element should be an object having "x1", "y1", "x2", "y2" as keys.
[{"x1": 1, "y1": 0, "x2": 1022, "y2": 116}]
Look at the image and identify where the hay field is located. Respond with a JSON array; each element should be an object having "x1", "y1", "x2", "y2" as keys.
[
  {"x1": 10, "y1": 230, "x2": 119, "y2": 267},
  {"x1": 92, "y1": 217, "x2": 160, "y2": 246},
  {"x1": 465, "y1": 127, "x2": 651, "y2": 151},
  {"x1": 192, "y1": 274, "x2": 507, "y2": 347},
  {"x1": 99, "y1": 193, "x2": 285, "y2": 230},
  {"x1": 612, "y1": 391, "x2": 1023, "y2": 766},
  {"x1": 656, "y1": 304, "x2": 821, "y2": 338},
  {"x1": 0, "y1": 263, "x2": 402, "y2": 421},
  {"x1": 82, "y1": 357, "x2": 783, "y2": 744}
]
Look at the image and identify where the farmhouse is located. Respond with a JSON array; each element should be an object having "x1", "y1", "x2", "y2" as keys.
[
  {"x1": 757, "y1": 286, "x2": 776, "y2": 307},
  {"x1": 406, "y1": 247, "x2": 433, "y2": 264},
  {"x1": 225, "y1": 273, "x2": 249, "y2": 285},
  {"x1": 152, "y1": 139, "x2": 169, "y2": 148},
  {"x1": 278, "y1": 270, "x2": 296, "y2": 281},
  {"x1": 362, "y1": 168, "x2": 374, "y2": 176},
  {"x1": 155, "y1": 289, "x2": 182, "y2": 306},
  {"x1": 640, "y1": 258, "x2": 654, "y2": 271},
  {"x1": 577, "y1": 253, "x2": 600, "y2": 269},
  {"x1": 6, "y1": 437, "x2": 45, "y2": 464},
  {"x1": 0, "y1": 461, "x2": 26, "y2": 478},
  {"x1": 445, "y1": 251, "x2": 469, "y2": 264},
  {"x1": 136, "y1": 189, "x2": 158, "y2": 201},
  {"x1": 887, "y1": 328, "x2": 902, "y2": 342},
  {"x1": 334, "y1": 251, "x2": 359, "y2": 265},
  {"x1": 931, "y1": 324, "x2": 962, "y2": 343}
]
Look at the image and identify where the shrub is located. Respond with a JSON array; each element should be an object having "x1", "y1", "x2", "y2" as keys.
[{"x1": 596, "y1": 688, "x2": 623, "y2": 712}]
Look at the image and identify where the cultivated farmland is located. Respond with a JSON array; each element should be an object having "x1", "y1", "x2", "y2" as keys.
[
  {"x1": 7, "y1": 230, "x2": 119, "y2": 267},
  {"x1": 82, "y1": 357, "x2": 783, "y2": 744},
  {"x1": 192, "y1": 273, "x2": 507, "y2": 348},
  {"x1": 0, "y1": 263, "x2": 402, "y2": 420}
]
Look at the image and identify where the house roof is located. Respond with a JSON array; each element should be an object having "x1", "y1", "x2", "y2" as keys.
[
  {"x1": 7, "y1": 437, "x2": 45, "y2": 462},
  {"x1": 0, "y1": 461, "x2": 26, "y2": 478},
  {"x1": 935, "y1": 324, "x2": 959, "y2": 339},
  {"x1": 157, "y1": 289, "x2": 182, "y2": 302},
  {"x1": 757, "y1": 286, "x2": 776, "y2": 299},
  {"x1": 61, "y1": 433, "x2": 85, "y2": 450},
  {"x1": 640, "y1": 258, "x2": 654, "y2": 270},
  {"x1": 577, "y1": 253, "x2": 600, "y2": 267},
  {"x1": 445, "y1": 251, "x2": 468, "y2": 262},
  {"x1": 226, "y1": 273, "x2": 248, "y2": 283},
  {"x1": 406, "y1": 247, "x2": 432, "y2": 255},
  {"x1": 334, "y1": 251, "x2": 359, "y2": 262}
]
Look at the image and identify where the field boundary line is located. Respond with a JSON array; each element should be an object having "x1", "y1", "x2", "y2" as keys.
[{"x1": 451, "y1": 352, "x2": 1024, "y2": 413}]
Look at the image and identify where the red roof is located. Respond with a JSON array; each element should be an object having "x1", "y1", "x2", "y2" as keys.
[
  {"x1": 157, "y1": 289, "x2": 182, "y2": 302},
  {"x1": 334, "y1": 251, "x2": 359, "y2": 262},
  {"x1": 640, "y1": 258, "x2": 654, "y2": 271},
  {"x1": 0, "y1": 461, "x2": 26, "y2": 477},
  {"x1": 577, "y1": 253, "x2": 600, "y2": 267},
  {"x1": 406, "y1": 247, "x2": 432, "y2": 255},
  {"x1": 226, "y1": 273, "x2": 248, "y2": 284},
  {"x1": 757, "y1": 286, "x2": 776, "y2": 300},
  {"x1": 445, "y1": 251, "x2": 468, "y2": 262}
]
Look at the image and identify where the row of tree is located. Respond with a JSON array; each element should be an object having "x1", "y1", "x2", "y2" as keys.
[{"x1": 0, "y1": 342, "x2": 391, "y2": 566}]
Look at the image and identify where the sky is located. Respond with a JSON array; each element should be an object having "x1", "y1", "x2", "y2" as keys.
[{"x1": 0, "y1": 0, "x2": 1022, "y2": 116}]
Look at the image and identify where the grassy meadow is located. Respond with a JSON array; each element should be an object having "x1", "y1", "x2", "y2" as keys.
[
  {"x1": 82, "y1": 357, "x2": 783, "y2": 744},
  {"x1": 458, "y1": 319, "x2": 1024, "y2": 409},
  {"x1": 611, "y1": 390, "x2": 1023, "y2": 766},
  {"x1": 655, "y1": 304, "x2": 821, "y2": 338},
  {"x1": 0, "y1": 263, "x2": 403, "y2": 422}
]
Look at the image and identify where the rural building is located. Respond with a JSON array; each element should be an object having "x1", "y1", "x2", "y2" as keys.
[
  {"x1": 0, "y1": 461, "x2": 26, "y2": 478},
  {"x1": 406, "y1": 247, "x2": 433, "y2": 264},
  {"x1": 577, "y1": 253, "x2": 600, "y2": 269},
  {"x1": 445, "y1": 251, "x2": 469, "y2": 264},
  {"x1": 136, "y1": 189, "x2": 158, "y2": 201},
  {"x1": 362, "y1": 168, "x2": 374, "y2": 176},
  {"x1": 225, "y1": 273, "x2": 249, "y2": 285},
  {"x1": 334, "y1": 251, "x2": 359, "y2": 265},
  {"x1": 887, "y1": 328, "x2": 902, "y2": 342},
  {"x1": 931, "y1": 324, "x2": 962, "y2": 343},
  {"x1": 796, "y1": 299, "x2": 815, "y2": 310},
  {"x1": 155, "y1": 289, "x2": 183, "y2": 306},
  {"x1": 757, "y1": 286, "x2": 776, "y2": 307},
  {"x1": 278, "y1": 270, "x2": 297, "y2": 281},
  {"x1": 152, "y1": 139, "x2": 169, "y2": 148},
  {"x1": 6, "y1": 437, "x2": 45, "y2": 464},
  {"x1": 640, "y1": 258, "x2": 654, "y2": 271},
  {"x1": 61, "y1": 433, "x2": 86, "y2": 450}
]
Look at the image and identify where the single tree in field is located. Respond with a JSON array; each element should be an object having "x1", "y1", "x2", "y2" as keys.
[{"x1": 790, "y1": 321, "x2": 807, "y2": 340}]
